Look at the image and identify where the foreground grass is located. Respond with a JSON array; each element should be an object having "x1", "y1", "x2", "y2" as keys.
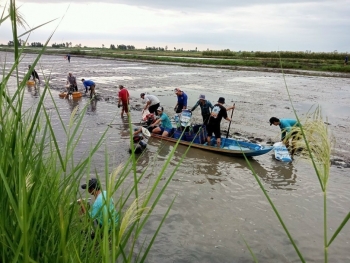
[
  {"x1": 0, "y1": 2, "x2": 187, "y2": 262},
  {"x1": 242, "y1": 62, "x2": 350, "y2": 262}
]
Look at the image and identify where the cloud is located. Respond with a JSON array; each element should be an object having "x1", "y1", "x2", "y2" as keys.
[
  {"x1": 1, "y1": 1, "x2": 349, "y2": 52},
  {"x1": 18, "y1": 0, "x2": 332, "y2": 12}
]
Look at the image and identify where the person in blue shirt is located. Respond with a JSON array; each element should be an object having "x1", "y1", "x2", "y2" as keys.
[
  {"x1": 79, "y1": 178, "x2": 119, "y2": 228},
  {"x1": 150, "y1": 106, "x2": 173, "y2": 137},
  {"x1": 174, "y1": 88, "x2": 188, "y2": 113},
  {"x1": 190, "y1": 94, "x2": 214, "y2": 125},
  {"x1": 81, "y1": 78, "x2": 96, "y2": 98},
  {"x1": 269, "y1": 117, "x2": 301, "y2": 155}
]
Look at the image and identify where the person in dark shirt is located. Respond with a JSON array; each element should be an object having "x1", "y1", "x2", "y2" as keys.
[
  {"x1": 67, "y1": 72, "x2": 78, "y2": 92},
  {"x1": 190, "y1": 94, "x2": 214, "y2": 125},
  {"x1": 174, "y1": 88, "x2": 188, "y2": 113},
  {"x1": 28, "y1": 65, "x2": 41, "y2": 84},
  {"x1": 206, "y1": 97, "x2": 235, "y2": 147}
]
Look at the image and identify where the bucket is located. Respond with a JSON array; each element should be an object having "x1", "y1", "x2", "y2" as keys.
[
  {"x1": 59, "y1": 92, "x2": 82, "y2": 99},
  {"x1": 27, "y1": 80, "x2": 35, "y2": 86}
]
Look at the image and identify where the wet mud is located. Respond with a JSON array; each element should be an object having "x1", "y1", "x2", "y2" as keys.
[{"x1": 2, "y1": 52, "x2": 350, "y2": 262}]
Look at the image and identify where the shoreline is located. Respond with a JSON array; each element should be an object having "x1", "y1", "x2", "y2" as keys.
[{"x1": 1, "y1": 49, "x2": 350, "y2": 78}]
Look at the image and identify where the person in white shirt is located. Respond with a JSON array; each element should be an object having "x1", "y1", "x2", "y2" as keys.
[{"x1": 140, "y1": 93, "x2": 160, "y2": 116}]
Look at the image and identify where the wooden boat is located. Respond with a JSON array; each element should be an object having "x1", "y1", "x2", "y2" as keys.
[
  {"x1": 151, "y1": 125, "x2": 273, "y2": 157},
  {"x1": 59, "y1": 91, "x2": 83, "y2": 99}
]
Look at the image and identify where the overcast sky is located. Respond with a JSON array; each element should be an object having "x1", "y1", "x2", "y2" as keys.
[{"x1": 0, "y1": 0, "x2": 349, "y2": 52}]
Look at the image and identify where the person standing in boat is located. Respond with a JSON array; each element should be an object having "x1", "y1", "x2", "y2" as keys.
[
  {"x1": 28, "y1": 65, "x2": 41, "y2": 84},
  {"x1": 269, "y1": 117, "x2": 301, "y2": 155},
  {"x1": 206, "y1": 97, "x2": 235, "y2": 148},
  {"x1": 81, "y1": 79, "x2": 96, "y2": 98},
  {"x1": 118, "y1": 85, "x2": 130, "y2": 118},
  {"x1": 140, "y1": 93, "x2": 160, "y2": 116},
  {"x1": 150, "y1": 106, "x2": 173, "y2": 137},
  {"x1": 190, "y1": 94, "x2": 214, "y2": 125},
  {"x1": 174, "y1": 88, "x2": 188, "y2": 113},
  {"x1": 67, "y1": 72, "x2": 78, "y2": 92}
]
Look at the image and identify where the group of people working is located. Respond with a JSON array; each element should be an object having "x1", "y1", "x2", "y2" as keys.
[
  {"x1": 131, "y1": 88, "x2": 235, "y2": 148},
  {"x1": 133, "y1": 88, "x2": 300, "y2": 153},
  {"x1": 66, "y1": 72, "x2": 96, "y2": 98}
]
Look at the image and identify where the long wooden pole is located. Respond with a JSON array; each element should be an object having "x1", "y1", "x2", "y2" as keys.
[{"x1": 226, "y1": 103, "x2": 235, "y2": 138}]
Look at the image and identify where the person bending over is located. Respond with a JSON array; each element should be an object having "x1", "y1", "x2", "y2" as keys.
[
  {"x1": 81, "y1": 79, "x2": 96, "y2": 98},
  {"x1": 140, "y1": 93, "x2": 160, "y2": 116},
  {"x1": 269, "y1": 117, "x2": 301, "y2": 156},
  {"x1": 28, "y1": 65, "x2": 41, "y2": 84},
  {"x1": 79, "y1": 178, "x2": 119, "y2": 228}
]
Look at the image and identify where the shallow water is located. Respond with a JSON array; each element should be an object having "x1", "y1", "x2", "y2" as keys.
[{"x1": 1, "y1": 52, "x2": 350, "y2": 262}]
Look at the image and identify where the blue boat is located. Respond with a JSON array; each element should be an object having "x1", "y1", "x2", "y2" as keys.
[{"x1": 151, "y1": 125, "x2": 273, "y2": 158}]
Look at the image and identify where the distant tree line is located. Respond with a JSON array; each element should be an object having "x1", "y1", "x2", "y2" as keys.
[
  {"x1": 31, "y1": 42, "x2": 43, "y2": 47},
  {"x1": 6, "y1": 40, "x2": 75, "y2": 48},
  {"x1": 202, "y1": 50, "x2": 348, "y2": 60},
  {"x1": 145, "y1": 46, "x2": 165, "y2": 51},
  {"x1": 110, "y1": 44, "x2": 135, "y2": 50}
]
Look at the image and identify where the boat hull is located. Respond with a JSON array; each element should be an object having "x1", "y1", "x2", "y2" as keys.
[{"x1": 151, "y1": 132, "x2": 273, "y2": 157}]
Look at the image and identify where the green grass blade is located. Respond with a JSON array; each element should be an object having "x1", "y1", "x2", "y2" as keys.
[
  {"x1": 17, "y1": 18, "x2": 58, "y2": 38},
  {"x1": 140, "y1": 197, "x2": 176, "y2": 263},
  {"x1": 327, "y1": 212, "x2": 350, "y2": 247},
  {"x1": 243, "y1": 153, "x2": 306, "y2": 263},
  {"x1": 239, "y1": 232, "x2": 258, "y2": 263}
]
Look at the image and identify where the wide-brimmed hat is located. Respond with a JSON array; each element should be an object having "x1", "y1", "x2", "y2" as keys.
[{"x1": 218, "y1": 97, "x2": 225, "y2": 104}]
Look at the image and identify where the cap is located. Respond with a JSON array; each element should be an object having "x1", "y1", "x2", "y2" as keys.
[
  {"x1": 157, "y1": 106, "x2": 164, "y2": 112},
  {"x1": 269, "y1": 117, "x2": 280, "y2": 126},
  {"x1": 140, "y1": 93, "x2": 145, "y2": 98},
  {"x1": 198, "y1": 94, "x2": 206, "y2": 100},
  {"x1": 81, "y1": 178, "x2": 100, "y2": 190},
  {"x1": 218, "y1": 97, "x2": 225, "y2": 104}
]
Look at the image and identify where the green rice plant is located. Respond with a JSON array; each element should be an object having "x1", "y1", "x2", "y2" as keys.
[
  {"x1": 241, "y1": 55, "x2": 350, "y2": 262},
  {"x1": 0, "y1": 2, "x2": 190, "y2": 262}
]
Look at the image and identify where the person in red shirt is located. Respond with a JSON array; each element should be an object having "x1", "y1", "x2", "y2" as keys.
[{"x1": 118, "y1": 85, "x2": 130, "y2": 118}]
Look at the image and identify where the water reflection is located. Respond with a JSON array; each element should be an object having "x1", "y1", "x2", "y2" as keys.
[
  {"x1": 27, "y1": 85, "x2": 40, "y2": 98},
  {"x1": 146, "y1": 139, "x2": 297, "y2": 190},
  {"x1": 87, "y1": 99, "x2": 97, "y2": 113},
  {"x1": 65, "y1": 97, "x2": 82, "y2": 112}
]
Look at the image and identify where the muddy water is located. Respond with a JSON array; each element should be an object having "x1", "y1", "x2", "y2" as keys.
[{"x1": 2, "y1": 52, "x2": 350, "y2": 262}]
